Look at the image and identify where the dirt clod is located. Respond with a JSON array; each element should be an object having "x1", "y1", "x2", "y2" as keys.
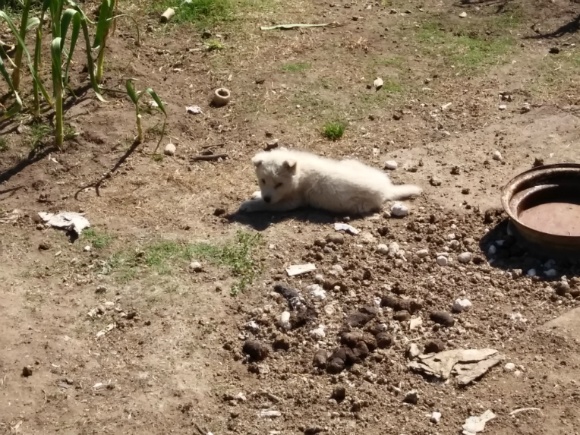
[
  {"x1": 430, "y1": 311, "x2": 455, "y2": 327},
  {"x1": 242, "y1": 340, "x2": 270, "y2": 361},
  {"x1": 22, "y1": 366, "x2": 33, "y2": 377}
]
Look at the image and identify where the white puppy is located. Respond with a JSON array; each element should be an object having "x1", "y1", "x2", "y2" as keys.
[{"x1": 239, "y1": 148, "x2": 422, "y2": 215}]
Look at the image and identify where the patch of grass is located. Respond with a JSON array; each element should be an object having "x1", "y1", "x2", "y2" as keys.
[
  {"x1": 417, "y1": 20, "x2": 515, "y2": 72},
  {"x1": 155, "y1": 0, "x2": 233, "y2": 26},
  {"x1": 102, "y1": 231, "x2": 263, "y2": 294},
  {"x1": 0, "y1": 138, "x2": 8, "y2": 152},
  {"x1": 83, "y1": 228, "x2": 114, "y2": 249},
  {"x1": 322, "y1": 120, "x2": 346, "y2": 141},
  {"x1": 28, "y1": 122, "x2": 51, "y2": 149},
  {"x1": 205, "y1": 38, "x2": 224, "y2": 51},
  {"x1": 282, "y1": 62, "x2": 310, "y2": 73}
]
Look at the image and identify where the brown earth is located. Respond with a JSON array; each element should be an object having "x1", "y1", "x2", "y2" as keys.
[{"x1": 1, "y1": 0, "x2": 580, "y2": 434}]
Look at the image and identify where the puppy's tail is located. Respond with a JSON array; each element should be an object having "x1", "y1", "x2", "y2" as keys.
[{"x1": 384, "y1": 183, "x2": 423, "y2": 200}]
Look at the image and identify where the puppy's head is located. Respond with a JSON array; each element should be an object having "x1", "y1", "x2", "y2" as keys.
[{"x1": 251, "y1": 151, "x2": 298, "y2": 204}]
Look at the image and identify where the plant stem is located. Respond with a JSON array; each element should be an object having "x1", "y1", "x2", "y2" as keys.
[{"x1": 11, "y1": 0, "x2": 32, "y2": 91}]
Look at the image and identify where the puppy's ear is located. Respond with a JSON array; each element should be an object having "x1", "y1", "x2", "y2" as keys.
[
  {"x1": 252, "y1": 157, "x2": 263, "y2": 167},
  {"x1": 282, "y1": 159, "x2": 297, "y2": 173}
]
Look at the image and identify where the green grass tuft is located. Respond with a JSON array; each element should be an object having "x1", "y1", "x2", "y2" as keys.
[
  {"x1": 281, "y1": 62, "x2": 310, "y2": 73},
  {"x1": 322, "y1": 120, "x2": 346, "y2": 141},
  {"x1": 156, "y1": 0, "x2": 233, "y2": 26},
  {"x1": 83, "y1": 228, "x2": 114, "y2": 249}
]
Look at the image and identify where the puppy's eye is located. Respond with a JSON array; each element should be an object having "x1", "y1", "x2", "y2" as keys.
[
  {"x1": 260, "y1": 178, "x2": 266, "y2": 184},
  {"x1": 275, "y1": 182, "x2": 283, "y2": 189}
]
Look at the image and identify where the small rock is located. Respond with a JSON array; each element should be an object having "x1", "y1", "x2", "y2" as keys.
[
  {"x1": 313, "y1": 349, "x2": 328, "y2": 368},
  {"x1": 403, "y1": 390, "x2": 419, "y2": 405},
  {"x1": 189, "y1": 261, "x2": 203, "y2": 272},
  {"x1": 242, "y1": 340, "x2": 269, "y2": 361},
  {"x1": 457, "y1": 252, "x2": 472, "y2": 264},
  {"x1": 459, "y1": 11, "x2": 467, "y2": 18},
  {"x1": 310, "y1": 326, "x2": 326, "y2": 340},
  {"x1": 374, "y1": 77, "x2": 384, "y2": 90},
  {"x1": 279, "y1": 311, "x2": 291, "y2": 330},
  {"x1": 388, "y1": 242, "x2": 400, "y2": 257},
  {"x1": 527, "y1": 268, "x2": 537, "y2": 277},
  {"x1": 430, "y1": 311, "x2": 455, "y2": 327},
  {"x1": 549, "y1": 47, "x2": 560, "y2": 54},
  {"x1": 504, "y1": 362, "x2": 516, "y2": 372},
  {"x1": 424, "y1": 339, "x2": 445, "y2": 353},
  {"x1": 554, "y1": 281, "x2": 570, "y2": 296},
  {"x1": 38, "y1": 242, "x2": 51, "y2": 251},
  {"x1": 409, "y1": 317, "x2": 423, "y2": 330},
  {"x1": 331, "y1": 386, "x2": 347, "y2": 402},
  {"x1": 326, "y1": 233, "x2": 345, "y2": 245},
  {"x1": 259, "y1": 409, "x2": 281, "y2": 418},
  {"x1": 499, "y1": 104, "x2": 507, "y2": 110},
  {"x1": 384, "y1": 160, "x2": 398, "y2": 170},
  {"x1": 22, "y1": 366, "x2": 33, "y2": 377},
  {"x1": 429, "y1": 177, "x2": 442, "y2": 186},
  {"x1": 164, "y1": 142, "x2": 176, "y2": 156},
  {"x1": 461, "y1": 188, "x2": 470, "y2": 195},
  {"x1": 436, "y1": 255, "x2": 448, "y2": 266},
  {"x1": 521, "y1": 102, "x2": 531, "y2": 113},
  {"x1": 391, "y1": 202, "x2": 409, "y2": 218},
  {"x1": 430, "y1": 411, "x2": 442, "y2": 424},
  {"x1": 376, "y1": 244, "x2": 389, "y2": 255},
  {"x1": 346, "y1": 311, "x2": 374, "y2": 328},
  {"x1": 375, "y1": 332, "x2": 393, "y2": 348},
  {"x1": 488, "y1": 245, "x2": 497, "y2": 255},
  {"x1": 492, "y1": 150, "x2": 502, "y2": 161},
  {"x1": 393, "y1": 310, "x2": 411, "y2": 322},
  {"x1": 307, "y1": 284, "x2": 326, "y2": 300},
  {"x1": 452, "y1": 298, "x2": 472, "y2": 313},
  {"x1": 416, "y1": 248, "x2": 429, "y2": 258},
  {"x1": 246, "y1": 321, "x2": 260, "y2": 332},
  {"x1": 407, "y1": 343, "x2": 421, "y2": 359}
]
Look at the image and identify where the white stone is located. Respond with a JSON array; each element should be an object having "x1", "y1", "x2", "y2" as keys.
[
  {"x1": 430, "y1": 411, "x2": 442, "y2": 423},
  {"x1": 307, "y1": 284, "x2": 326, "y2": 300},
  {"x1": 384, "y1": 160, "x2": 398, "y2": 170},
  {"x1": 279, "y1": 311, "x2": 291, "y2": 330},
  {"x1": 189, "y1": 261, "x2": 203, "y2": 272},
  {"x1": 246, "y1": 321, "x2": 260, "y2": 332},
  {"x1": 499, "y1": 104, "x2": 507, "y2": 110},
  {"x1": 459, "y1": 11, "x2": 467, "y2": 17},
  {"x1": 83, "y1": 245, "x2": 91, "y2": 252},
  {"x1": 436, "y1": 256, "x2": 448, "y2": 266},
  {"x1": 409, "y1": 317, "x2": 423, "y2": 330},
  {"x1": 457, "y1": 252, "x2": 472, "y2": 264},
  {"x1": 416, "y1": 248, "x2": 429, "y2": 258},
  {"x1": 391, "y1": 202, "x2": 409, "y2": 217},
  {"x1": 492, "y1": 150, "x2": 502, "y2": 161},
  {"x1": 164, "y1": 142, "x2": 176, "y2": 156},
  {"x1": 310, "y1": 325, "x2": 326, "y2": 340},
  {"x1": 453, "y1": 298, "x2": 472, "y2": 313},
  {"x1": 377, "y1": 244, "x2": 389, "y2": 254},
  {"x1": 504, "y1": 362, "x2": 516, "y2": 372},
  {"x1": 388, "y1": 242, "x2": 400, "y2": 257},
  {"x1": 488, "y1": 245, "x2": 497, "y2": 255}
]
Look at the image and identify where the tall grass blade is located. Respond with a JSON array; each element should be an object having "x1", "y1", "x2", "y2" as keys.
[{"x1": 51, "y1": 37, "x2": 64, "y2": 149}]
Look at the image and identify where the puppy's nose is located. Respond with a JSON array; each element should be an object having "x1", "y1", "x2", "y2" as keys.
[{"x1": 263, "y1": 196, "x2": 271, "y2": 203}]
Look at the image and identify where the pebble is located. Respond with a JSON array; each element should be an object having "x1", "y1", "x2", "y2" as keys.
[
  {"x1": 307, "y1": 284, "x2": 326, "y2": 300},
  {"x1": 430, "y1": 177, "x2": 442, "y2": 186},
  {"x1": 313, "y1": 349, "x2": 328, "y2": 368},
  {"x1": 424, "y1": 339, "x2": 446, "y2": 353},
  {"x1": 189, "y1": 261, "x2": 203, "y2": 272},
  {"x1": 38, "y1": 242, "x2": 51, "y2": 250},
  {"x1": 375, "y1": 332, "x2": 393, "y2": 348},
  {"x1": 377, "y1": 244, "x2": 389, "y2": 255},
  {"x1": 430, "y1": 411, "x2": 442, "y2": 424},
  {"x1": 407, "y1": 343, "x2": 421, "y2": 359},
  {"x1": 384, "y1": 160, "x2": 398, "y2": 170},
  {"x1": 326, "y1": 233, "x2": 345, "y2": 245},
  {"x1": 279, "y1": 311, "x2": 291, "y2": 330},
  {"x1": 416, "y1": 248, "x2": 429, "y2": 258},
  {"x1": 457, "y1": 252, "x2": 472, "y2": 264},
  {"x1": 393, "y1": 310, "x2": 411, "y2": 322},
  {"x1": 388, "y1": 242, "x2": 400, "y2": 257},
  {"x1": 430, "y1": 311, "x2": 455, "y2": 327},
  {"x1": 488, "y1": 245, "x2": 497, "y2": 255},
  {"x1": 504, "y1": 362, "x2": 516, "y2": 372},
  {"x1": 331, "y1": 386, "x2": 347, "y2": 402},
  {"x1": 436, "y1": 255, "x2": 448, "y2": 266},
  {"x1": 459, "y1": 11, "x2": 467, "y2": 18},
  {"x1": 391, "y1": 202, "x2": 409, "y2": 218},
  {"x1": 22, "y1": 366, "x2": 33, "y2": 377},
  {"x1": 499, "y1": 104, "x2": 507, "y2": 110},
  {"x1": 83, "y1": 245, "x2": 91, "y2": 252},
  {"x1": 492, "y1": 150, "x2": 503, "y2": 161},
  {"x1": 527, "y1": 268, "x2": 536, "y2": 277},
  {"x1": 164, "y1": 142, "x2": 176, "y2": 156},
  {"x1": 259, "y1": 410, "x2": 281, "y2": 418},
  {"x1": 409, "y1": 317, "x2": 423, "y2": 330},
  {"x1": 403, "y1": 390, "x2": 419, "y2": 405},
  {"x1": 242, "y1": 340, "x2": 270, "y2": 361},
  {"x1": 310, "y1": 326, "x2": 326, "y2": 340},
  {"x1": 246, "y1": 320, "x2": 260, "y2": 332},
  {"x1": 452, "y1": 298, "x2": 472, "y2": 313}
]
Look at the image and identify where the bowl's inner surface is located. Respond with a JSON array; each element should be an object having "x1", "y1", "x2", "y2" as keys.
[{"x1": 514, "y1": 183, "x2": 580, "y2": 237}]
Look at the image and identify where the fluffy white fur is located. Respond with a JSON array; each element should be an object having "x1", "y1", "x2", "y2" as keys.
[{"x1": 239, "y1": 148, "x2": 422, "y2": 215}]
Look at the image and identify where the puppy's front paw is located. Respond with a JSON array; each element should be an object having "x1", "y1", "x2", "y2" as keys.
[
  {"x1": 239, "y1": 199, "x2": 260, "y2": 213},
  {"x1": 251, "y1": 190, "x2": 262, "y2": 200}
]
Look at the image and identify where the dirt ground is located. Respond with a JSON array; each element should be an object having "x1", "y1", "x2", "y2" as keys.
[{"x1": 2, "y1": 0, "x2": 580, "y2": 433}]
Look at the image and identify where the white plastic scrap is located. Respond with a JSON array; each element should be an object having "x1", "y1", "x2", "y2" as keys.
[
  {"x1": 38, "y1": 211, "x2": 90, "y2": 236},
  {"x1": 334, "y1": 222, "x2": 360, "y2": 235},
  {"x1": 186, "y1": 105, "x2": 203, "y2": 114},
  {"x1": 462, "y1": 410, "x2": 496, "y2": 435},
  {"x1": 286, "y1": 263, "x2": 316, "y2": 276}
]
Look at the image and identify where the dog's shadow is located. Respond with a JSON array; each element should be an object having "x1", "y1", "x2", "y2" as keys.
[{"x1": 226, "y1": 207, "x2": 362, "y2": 231}]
